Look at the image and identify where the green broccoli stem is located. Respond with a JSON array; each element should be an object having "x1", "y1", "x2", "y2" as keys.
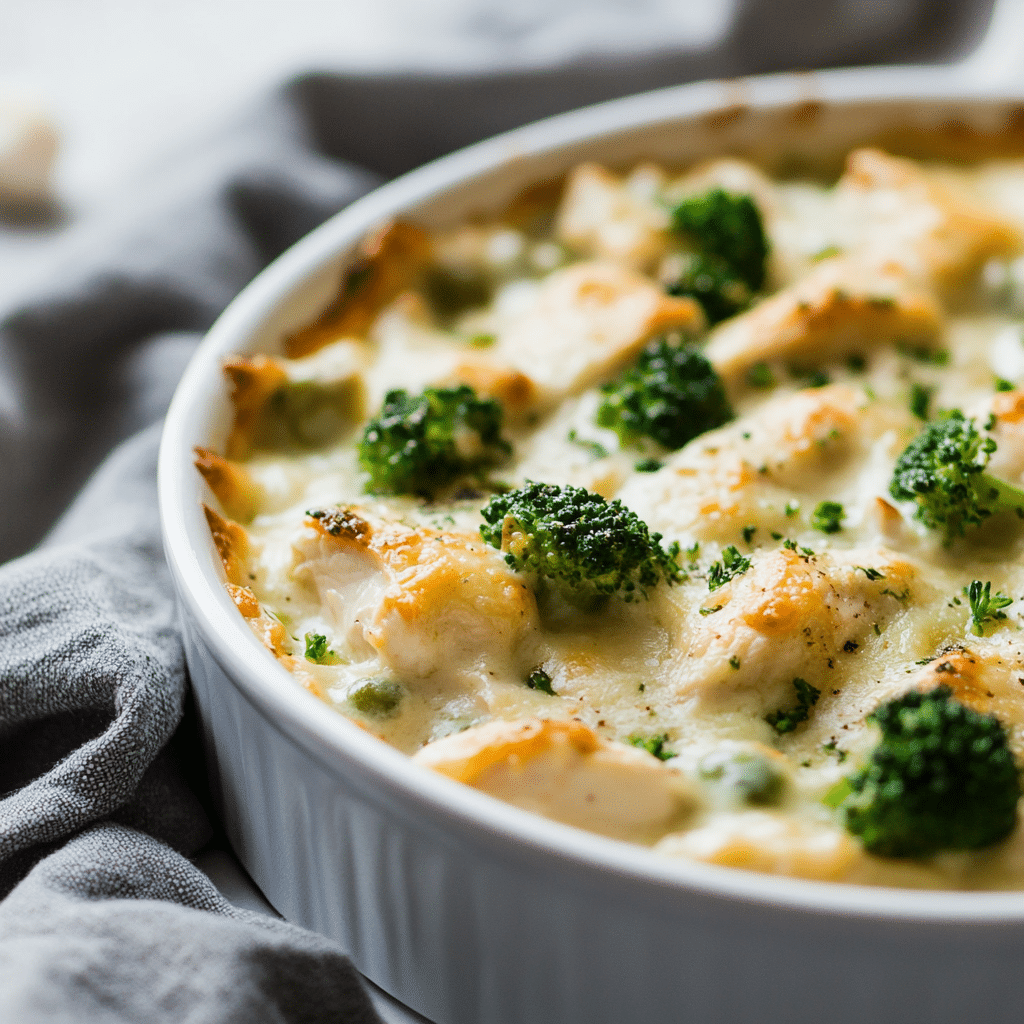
[{"x1": 982, "y1": 472, "x2": 1024, "y2": 519}]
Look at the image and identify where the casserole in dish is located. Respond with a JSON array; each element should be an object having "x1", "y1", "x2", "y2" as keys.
[{"x1": 160, "y1": 67, "x2": 1024, "y2": 1024}]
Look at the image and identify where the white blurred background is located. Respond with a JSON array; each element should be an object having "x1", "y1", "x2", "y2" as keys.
[{"x1": 0, "y1": 0, "x2": 1003, "y2": 212}]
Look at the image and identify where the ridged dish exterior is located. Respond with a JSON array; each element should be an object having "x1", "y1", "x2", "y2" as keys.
[
  {"x1": 161, "y1": 66, "x2": 1024, "y2": 1024},
  {"x1": 179, "y1": 606, "x2": 1024, "y2": 1024}
]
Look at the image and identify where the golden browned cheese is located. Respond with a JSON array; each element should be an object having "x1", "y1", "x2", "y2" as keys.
[{"x1": 194, "y1": 447, "x2": 260, "y2": 522}]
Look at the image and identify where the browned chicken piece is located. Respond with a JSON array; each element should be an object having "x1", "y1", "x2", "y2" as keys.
[
  {"x1": 486, "y1": 260, "x2": 702, "y2": 406},
  {"x1": 657, "y1": 810, "x2": 860, "y2": 881},
  {"x1": 555, "y1": 163, "x2": 671, "y2": 272},
  {"x1": 984, "y1": 389, "x2": 1024, "y2": 486},
  {"x1": 704, "y1": 256, "x2": 942, "y2": 384},
  {"x1": 194, "y1": 447, "x2": 261, "y2": 523},
  {"x1": 618, "y1": 385, "x2": 867, "y2": 544},
  {"x1": 291, "y1": 507, "x2": 539, "y2": 683},
  {"x1": 838, "y1": 148, "x2": 1021, "y2": 295},
  {"x1": 674, "y1": 546, "x2": 916, "y2": 713},
  {"x1": 414, "y1": 717, "x2": 696, "y2": 842},
  {"x1": 443, "y1": 358, "x2": 541, "y2": 419},
  {"x1": 203, "y1": 503, "x2": 249, "y2": 586},
  {"x1": 285, "y1": 220, "x2": 431, "y2": 357}
]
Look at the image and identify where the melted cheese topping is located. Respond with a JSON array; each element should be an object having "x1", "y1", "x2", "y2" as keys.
[{"x1": 203, "y1": 149, "x2": 1024, "y2": 889}]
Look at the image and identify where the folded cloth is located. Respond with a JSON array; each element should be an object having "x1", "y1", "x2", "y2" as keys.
[{"x1": 0, "y1": 5, "x2": 990, "y2": 1017}]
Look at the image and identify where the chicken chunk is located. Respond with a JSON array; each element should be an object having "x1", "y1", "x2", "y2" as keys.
[
  {"x1": 555, "y1": 163, "x2": 671, "y2": 272},
  {"x1": 414, "y1": 717, "x2": 696, "y2": 842},
  {"x1": 704, "y1": 257, "x2": 942, "y2": 384},
  {"x1": 291, "y1": 507, "x2": 539, "y2": 685},
  {"x1": 618, "y1": 385, "x2": 866, "y2": 543},
  {"x1": 479, "y1": 261, "x2": 702, "y2": 408},
  {"x1": 194, "y1": 447, "x2": 261, "y2": 523},
  {"x1": 285, "y1": 220, "x2": 431, "y2": 357},
  {"x1": 656, "y1": 810, "x2": 860, "y2": 881},
  {"x1": 836, "y1": 148, "x2": 1020, "y2": 295},
  {"x1": 905, "y1": 642, "x2": 1024, "y2": 756},
  {"x1": 672, "y1": 546, "x2": 916, "y2": 713},
  {"x1": 203, "y1": 505, "x2": 288, "y2": 656}
]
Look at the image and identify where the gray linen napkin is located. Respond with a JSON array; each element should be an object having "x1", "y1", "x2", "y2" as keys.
[{"x1": 0, "y1": 5, "x2": 997, "y2": 1018}]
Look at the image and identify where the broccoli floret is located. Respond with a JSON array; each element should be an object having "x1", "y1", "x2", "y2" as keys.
[
  {"x1": 596, "y1": 339, "x2": 733, "y2": 451},
  {"x1": 479, "y1": 481, "x2": 683, "y2": 611},
  {"x1": 666, "y1": 253, "x2": 751, "y2": 325},
  {"x1": 358, "y1": 385, "x2": 510, "y2": 496},
  {"x1": 889, "y1": 410, "x2": 1024, "y2": 543},
  {"x1": 835, "y1": 686, "x2": 1021, "y2": 858},
  {"x1": 671, "y1": 188, "x2": 769, "y2": 292}
]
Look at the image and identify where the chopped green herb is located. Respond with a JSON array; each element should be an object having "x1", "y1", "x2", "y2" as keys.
[
  {"x1": 304, "y1": 632, "x2": 330, "y2": 663},
  {"x1": 526, "y1": 668, "x2": 557, "y2": 695},
  {"x1": 634, "y1": 457, "x2": 663, "y2": 473},
  {"x1": 811, "y1": 500, "x2": 845, "y2": 534},
  {"x1": 822, "y1": 739, "x2": 848, "y2": 763},
  {"x1": 699, "y1": 604, "x2": 723, "y2": 616},
  {"x1": 468, "y1": 332, "x2": 497, "y2": 348},
  {"x1": 567, "y1": 430, "x2": 609, "y2": 460},
  {"x1": 765, "y1": 678, "x2": 822, "y2": 733},
  {"x1": 784, "y1": 501, "x2": 799, "y2": 518},
  {"x1": 996, "y1": 378, "x2": 1016, "y2": 392},
  {"x1": 897, "y1": 343, "x2": 950, "y2": 365},
  {"x1": 627, "y1": 733, "x2": 677, "y2": 761},
  {"x1": 854, "y1": 566, "x2": 885, "y2": 581},
  {"x1": 746, "y1": 362, "x2": 776, "y2": 389},
  {"x1": 707, "y1": 545, "x2": 752, "y2": 591},
  {"x1": 741, "y1": 525, "x2": 757, "y2": 544},
  {"x1": 964, "y1": 580, "x2": 1013, "y2": 636},
  {"x1": 811, "y1": 244, "x2": 842, "y2": 262},
  {"x1": 823, "y1": 776, "x2": 854, "y2": 808},
  {"x1": 909, "y1": 382, "x2": 933, "y2": 420},
  {"x1": 729, "y1": 655, "x2": 741, "y2": 670}
]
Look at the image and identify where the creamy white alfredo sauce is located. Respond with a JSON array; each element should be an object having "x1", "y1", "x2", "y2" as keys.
[{"x1": 204, "y1": 150, "x2": 1024, "y2": 889}]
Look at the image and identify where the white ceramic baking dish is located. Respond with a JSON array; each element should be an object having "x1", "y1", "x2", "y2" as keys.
[{"x1": 159, "y1": 65, "x2": 1024, "y2": 1024}]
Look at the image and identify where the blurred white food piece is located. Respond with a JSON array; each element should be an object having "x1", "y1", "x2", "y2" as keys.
[{"x1": 0, "y1": 99, "x2": 58, "y2": 207}]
